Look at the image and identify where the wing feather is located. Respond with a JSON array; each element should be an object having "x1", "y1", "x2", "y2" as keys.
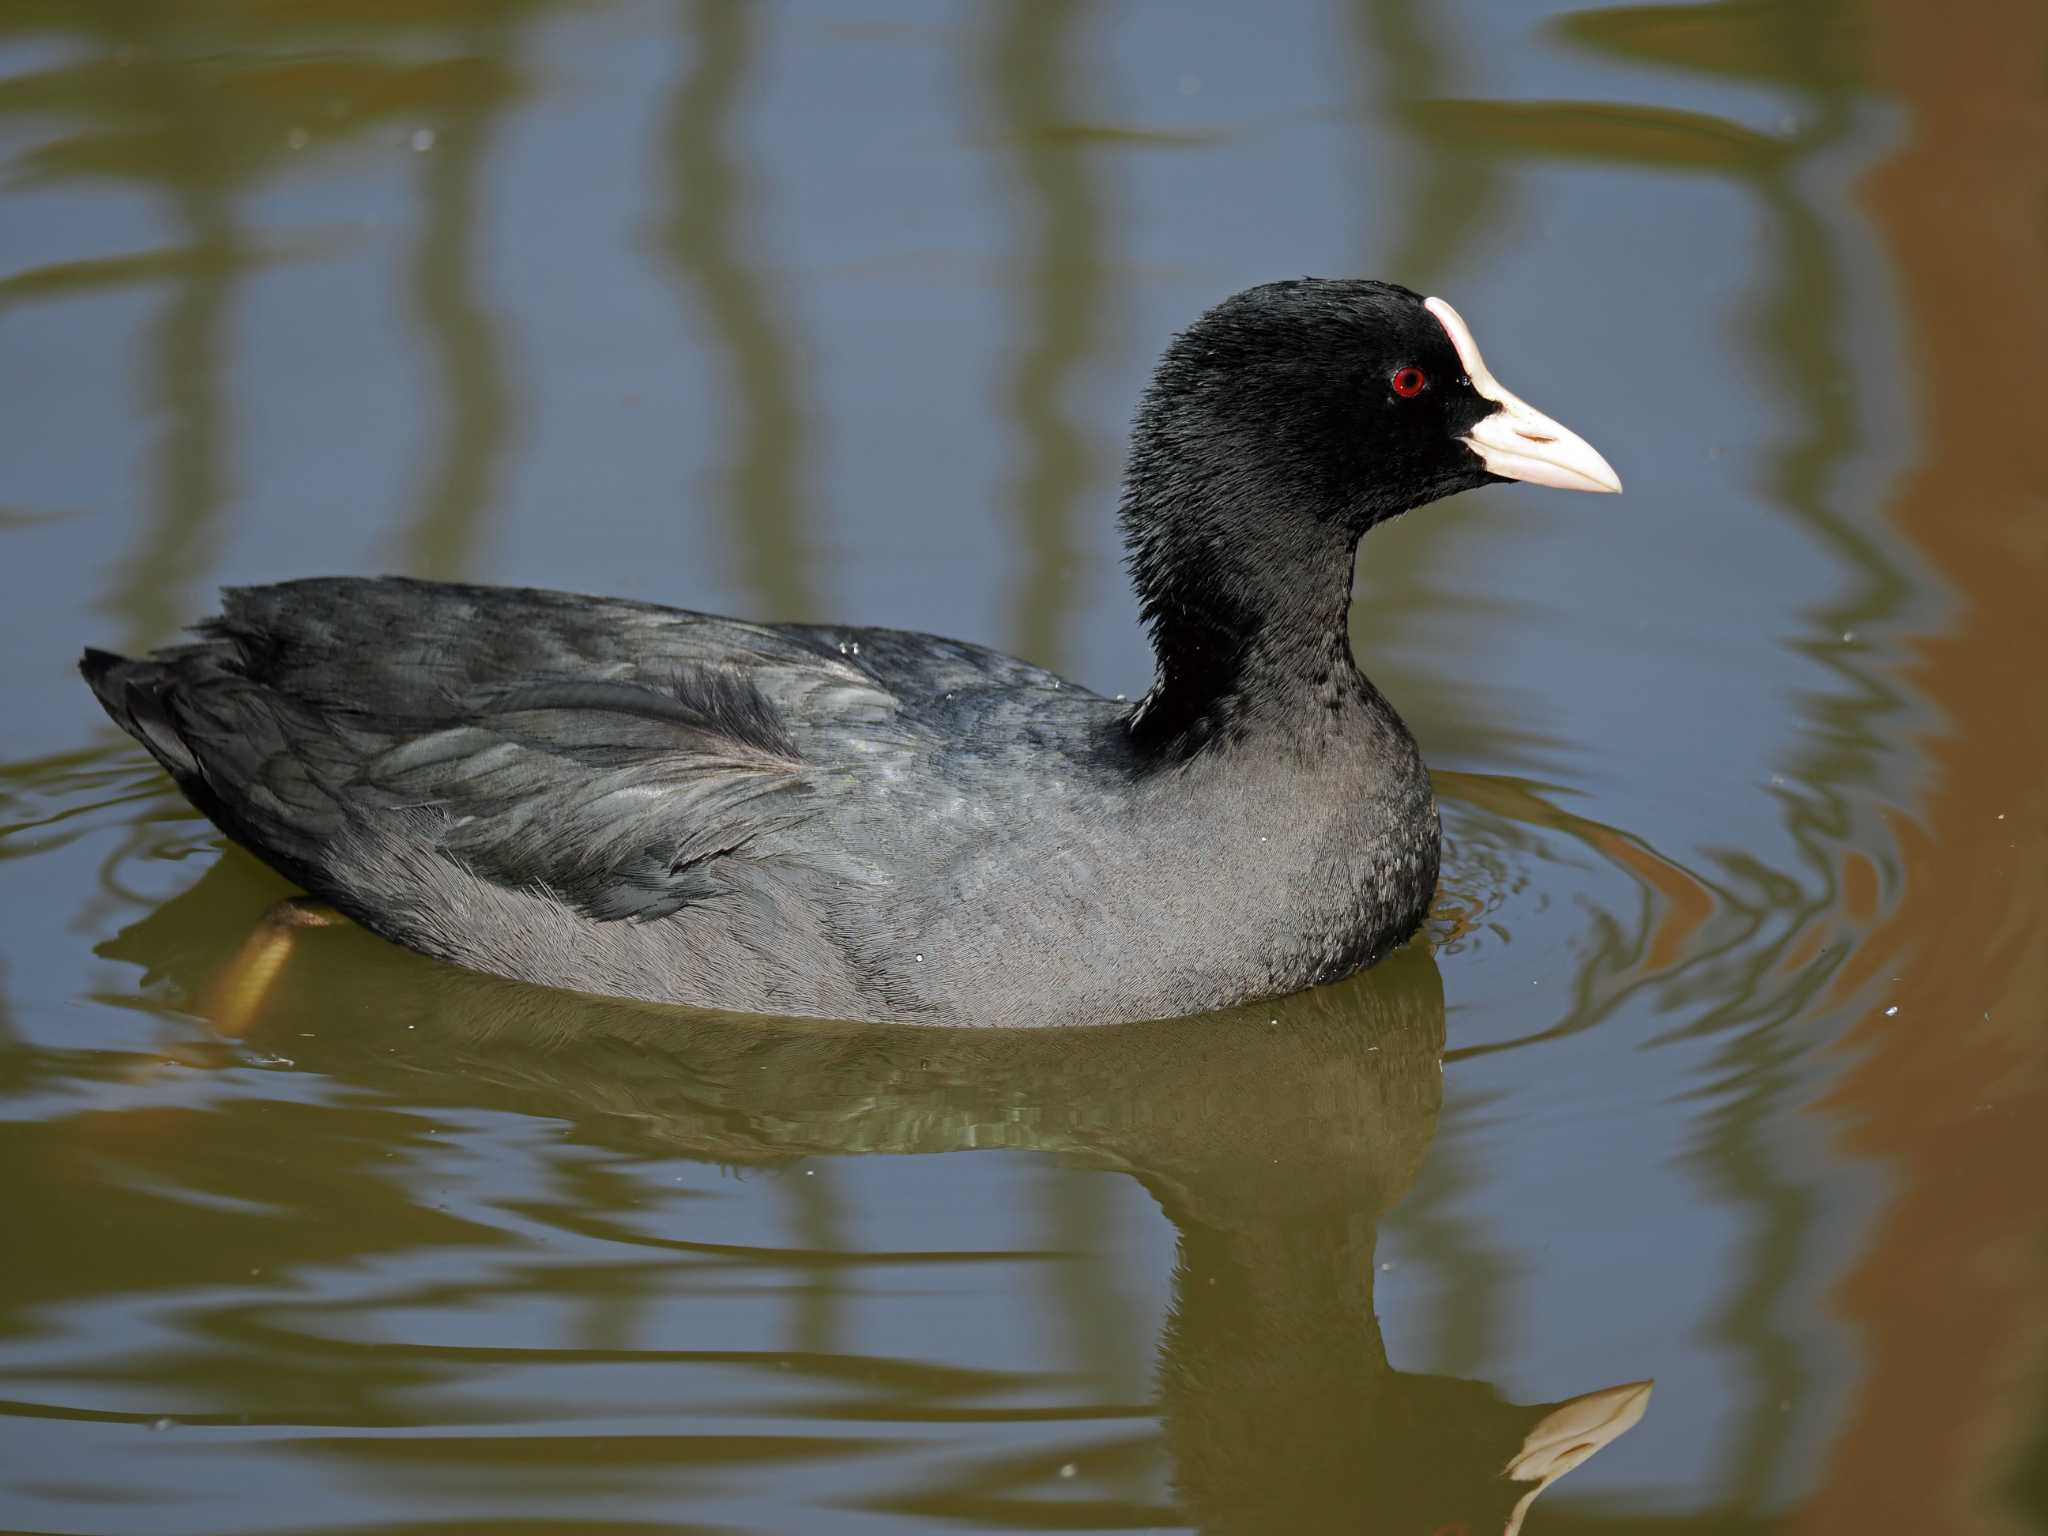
[{"x1": 84, "y1": 578, "x2": 895, "y2": 926}]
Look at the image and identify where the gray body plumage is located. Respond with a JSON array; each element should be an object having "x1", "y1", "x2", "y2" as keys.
[{"x1": 82, "y1": 575, "x2": 1439, "y2": 1027}]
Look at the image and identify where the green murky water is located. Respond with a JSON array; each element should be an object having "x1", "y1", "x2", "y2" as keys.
[{"x1": 3, "y1": 2, "x2": 2045, "y2": 1532}]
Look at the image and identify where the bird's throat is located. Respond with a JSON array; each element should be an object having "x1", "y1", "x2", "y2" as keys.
[{"x1": 1125, "y1": 524, "x2": 1366, "y2": 757}]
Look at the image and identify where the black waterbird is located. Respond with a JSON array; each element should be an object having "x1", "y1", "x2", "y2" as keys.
[{"x1": 82, "y1": 278, "x2": 1620, "y2": 1027}]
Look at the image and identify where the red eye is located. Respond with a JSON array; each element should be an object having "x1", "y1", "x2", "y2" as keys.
[{"x1": 1391, "y1": 366, "x2": 1428, "y2": 398}]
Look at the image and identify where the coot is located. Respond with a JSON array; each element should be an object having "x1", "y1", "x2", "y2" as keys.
[{"x1": 82, "y1": 279, "x2": 1618, "y2": 1027}]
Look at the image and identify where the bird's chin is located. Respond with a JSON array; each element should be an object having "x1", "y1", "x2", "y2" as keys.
[{"x1": 1357, "y1": 465, "x2": 1497, "y2": 529}]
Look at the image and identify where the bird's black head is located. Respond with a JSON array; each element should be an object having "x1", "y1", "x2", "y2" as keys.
[
  {"x1": 1125, "y1": 277, "x2": 1619, "y2": 542},
  {"x1": 1120, "y1": 278, "x2": 1618, "y2": 751}
]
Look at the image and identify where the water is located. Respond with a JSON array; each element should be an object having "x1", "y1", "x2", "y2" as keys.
[{"x1": 2, "y1": 2, "x2": 2044, "y2": 1532}]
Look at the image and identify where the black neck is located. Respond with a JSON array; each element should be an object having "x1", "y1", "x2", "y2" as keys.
[{"x1": 1121, "y1": 479, "x2": 1366, "y2": 757}]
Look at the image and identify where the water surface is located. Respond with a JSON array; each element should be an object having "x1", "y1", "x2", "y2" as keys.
[{"x1": 3, "y1": 2, "x2": 2045, "y2": 1532}]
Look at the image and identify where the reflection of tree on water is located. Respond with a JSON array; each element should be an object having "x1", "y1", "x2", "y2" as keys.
[
  {"x1": 85, "y1": 858, "x2": 1650, "y2": 1533},
  {"x1": 1344, "y1": 0, "x2": 1506, "y2": 292},
  {"x1": 1811, "y1": 1, "x2": 2048, "y2": 1528},
  {"x1": 0, "y1": 5, "x2": 552, "y2": 642},
  {"x1": 397, "y1": 26, "x2": 521, "y2": 581},
  {"x1": 982, "y1": 0, "x2": 1104, "y2": 679},
  {"x1": 25, "y1": 27, "x2": 247, "y2": 659},
  {"x1": 653, "y1": 0, "x2": 815, "y2": 622}
]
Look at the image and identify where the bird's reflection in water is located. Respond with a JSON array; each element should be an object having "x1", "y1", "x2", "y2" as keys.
[{"x1": 102, "y1": 852, "x2": 1649, "y2": 1535}]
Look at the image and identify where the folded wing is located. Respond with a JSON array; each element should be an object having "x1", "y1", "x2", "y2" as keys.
[{"x1": 81, "y1": 578, "x2": 896, "y2": 928}]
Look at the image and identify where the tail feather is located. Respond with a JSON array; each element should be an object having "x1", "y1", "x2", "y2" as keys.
[
  {"x1": 79, "y1": 647, "x2": 201, "y2": 776},
  {"x1": 79, "y1": 641, "x2": 343, "y2": 898}
]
